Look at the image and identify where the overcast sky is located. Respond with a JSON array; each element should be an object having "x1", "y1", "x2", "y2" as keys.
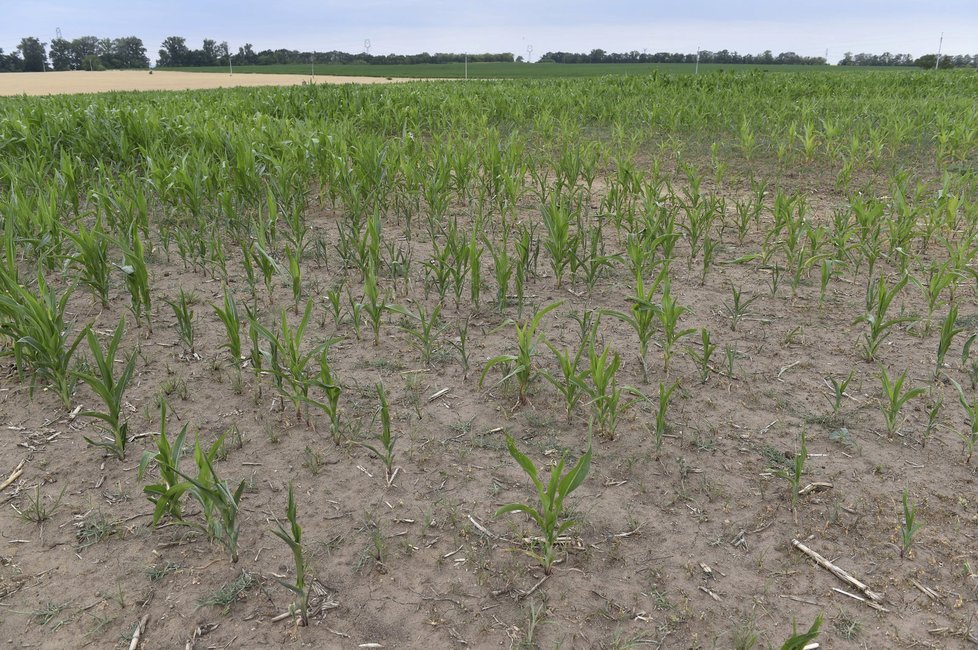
[{"x1": 2, "y1": 1, "x2": 976, "y2": 64}]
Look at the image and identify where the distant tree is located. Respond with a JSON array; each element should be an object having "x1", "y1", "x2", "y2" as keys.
[
  {"x1": 17, "y1": 37, "x2": 47, "y2": 71},
  {"x1": 0, "y1": 48, "x2": 24, "y2": 72},
  {"x1": 158, "y1": 36, "x2": 190, "y2": 67},
  {"x1": 112, "y1": 37, "x2": 149, "y2": 68},
  {"x1": 235, "y1": 43, "x2": 257, "y2": 65},
  {"x1": 915, "y1": 54, "x2": 953, "y2": 69},
  {"x1": 49, "y1": 37, "x2": 74, "y2": 70},
  {"x1": 196, "y1": 38, "x2": 220, "y2": 66}
]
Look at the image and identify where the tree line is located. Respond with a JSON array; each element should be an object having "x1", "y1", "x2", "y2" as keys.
[
  {"x1": 2, "y1": 35, "x2": 976, "y2": 72},
  {"x1": 540, "y1": 49, "x2": 828, "y2": 65},
  {"x1": 0, "y1": 35, "x2": 149, "y2": 72},
  {"x1": 158, "y1": 37, "x2": 515, "y2": 67},
  {"x1": 839, "y1": 52, "x2": 978, "y2": 68},
  {"x1": 538, "y1": 48, "x2": 977, "y2": 68}
]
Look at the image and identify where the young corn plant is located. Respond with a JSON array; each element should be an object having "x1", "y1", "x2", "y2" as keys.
[
  {"x1": 495, "y1": 434, "x2": 592, "y2": 575},
  {"x1": 75, "y1": 318, "x2": 137, "y2": 460},
  {"x1": 116, "y1": 228, "x2": 152, "y2": 333},
  {"x1": 138, "y1": 400, "x2": 190, "y2": 525},
  {"x1": 878, "y1": 366, "x2": 925, "y2": 438},
  {"x1": 361, "y1": 268, "x2": 388, "y2": 346},
  {"x1": 66, "y1": 222, "x2": 110, "y2": 307},
  {"x1": 178, "y1": 433, "x2": 246, "y2": 563},
  {"x1": 951, "y1": 379, "x2": 978, "y2": 463},
  {"x1": 271, "y1": 483, "x2": 310, "y2": 626},
  {"x1": 855, "y1": 274, "x2": 911, "y2": 361},
  {"x1": 213, "y1": 287, "x2": 242, "y2": 363},
  {"x1": 722, "y1": 284, "x2": 759, "y2": 332},
  {"x1": 935, "y1": 305, "x2": 964, "y2": 379},
  {"x1": 775, "y1": 430, "x2": 808, "y2": 508},
  {"x1": 312, "y1": 349, "x2": 342, "y2": 443},
  {"x1": 826, "y1": 370, "x2": 855, "y2": 417},
  {"x1": 165, "y1": 290, "x2": 196, "y2": 355},
  {"x1": 0, "y1": 271, "x2": 84, "y2": 406},
  {"x1": 580, "y1": 341, "x2": 643, "y2": 440},
  {"x1": 541, "y1": 198, "x2": 573, "y2": 288},
  {"x1": 486, "y1": 232, "x2": 513, "y2": 312},
  {"x1": 541, "y1": 340, "x2": 590, "y2": 421},
  {"x1": 653, "y1": 381, "x2": 680, "y2": 450},
  {"x1": 285, "y1": 245, "x2": 303, "y2": 313},
  {"x1": 780, "y1": 615, "x2": 822, "y2": 650},
  {"x1": 602, "y1": 264, "x2": 667, "y2": 383},
  {"x1": 900, "y1": 488, "x2": 921, "y2": 559},
  {"x1": 387, "y1": 302, "x2": 442, "y2": 365},
  {"x1": 358, "y1": 382, "x2": 397, "y2": 485},
  {"x1": 264, "y1": 301, "x2": 336, "y2": 421},
  {"x1": 657, "y1": 282, "x2": 697, "y2": 375},
  {"x1": 480, "y1": 301, "x2": 562, "y2": 406},
  {"x1": 685, "y1": 328, "x2": 716, "y2": 384}
]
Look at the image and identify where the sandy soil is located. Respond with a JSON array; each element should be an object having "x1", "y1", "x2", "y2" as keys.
[{"x1": 0, "y1": 70, "x2": 408, "y2": 97}]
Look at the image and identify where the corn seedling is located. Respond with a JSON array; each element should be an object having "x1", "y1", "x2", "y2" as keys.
[
  {"x1": 602, "y1": 262, "x2": 667, "y2": 383},
  {"x1": 580, "y1": 340, "x2": 643, "y2": 439},
  {"x1": 480, "y1": 301, "x2": 562, "y2": 406},
  {"x1": 542, "y1": 340, "x2": 590, "y2": 421},
  {"x1": 311, "y1": 349, "x2": 342, "y2": 443},
  {"x1": 213, "y1": 287, "x2": 242, "y2": 363},
  {"x1": 495, "y1": 434, "x2": 592, "y2": 575},
  {"x1": 65, "y1": 221, "x2": 110, "y2": 307},
  {"x1": 722, "y1": 284, "x2": 758, "y2": 332},
  {"x1": 935, "y1": 305, "x2": 964, "y2": 379},
  {"x1": 541, "y1": 198, "x2": 573, "y2": 288},
  {"x1": 0, "y1": 271, "x2": 85, "y2": 405},
  {"x1": 878, "y1": 366, "x2": 925, "y2": 438},
  {"x1": 115, "y1": 228, "x2": 152, "y2": 332},
  {"x1": 951, "y1": 379, "x2": 978, "y2": 463},
  {"x1": 387, "y1": 302, "x2": 442, "y2": 365},
  {"x1": 685, "y1": 328, "x2": 716, "y2": 384},
  {"x1": 826, "y1": 370, "x2": 855, "y2": 416},
  {"x1": 271, "y1": 483, "x2": 310, "y2": 626},
  {"x1": 75, "y1": 318, "x2": 137, "y2": 460},
  {"x1": 774, "y1": 431, "x2": 807, "y2": 508},
  {"x1": 177, "y1": 433, "x2": 246, "y2": 563},
  {"x1": 900, "y1": 488, "x2": 921, "y2": 558},
  {"x1": 780, "y1": 614, "x2": 822, "y2": 650},
  {"x1": 358, "y1": 382, "x2": 397, "y2": 485},
  {"x1": 855, "y1": 274, "x2": 911, "y2": 361},
  {"x1": 657, "y1": 281, "x2": 697, "y2": 375},
  {"x1": 361, "y1": 268, "x2": 388, "y2": 346},
  {"x1": 653, "y1": 381, "x2": 680, "y2": 450},
  {"x1": 449, "y1": 317, "x2": 471, "y2": 378},
  {"x1": 165, "y1": 290, "x2": 196, "y2": 355},
  {"x1": 138, "y1": 400, "x2": 190, "y2": 525},
  {"x1": 285, "y1": 245, "x2": 302, "y2": 313}
]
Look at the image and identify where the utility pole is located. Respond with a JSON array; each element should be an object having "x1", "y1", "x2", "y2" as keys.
[
  {"x1": 464, "y1": 52, "x2": 467, "y2": 80},
  {"x1": 935, "y1": 32, "x2": 943, "y2": 70},
  {"x1": 695, "y1": 46, "x2": 700, "y2": 74},
  {"x1": 228, "y1": 43, "x2": 233, "y2": 76}
]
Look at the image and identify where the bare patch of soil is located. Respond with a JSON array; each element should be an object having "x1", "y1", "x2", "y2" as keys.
[{"x1": 0, "y1": 70, "x2": 410, "y2": 97}]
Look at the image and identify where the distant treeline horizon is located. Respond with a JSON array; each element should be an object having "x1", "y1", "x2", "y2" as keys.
[{"x1": 1, "y1": 34, "x2": 976, "y2": 72}]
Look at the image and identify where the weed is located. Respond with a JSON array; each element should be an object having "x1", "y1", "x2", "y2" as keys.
[
  {"x1": 12, "y1": 484, "x2": 66, "y2": 524},
  {"x1": 197, "y1": 571, "x2": 256, "y2": 614}
]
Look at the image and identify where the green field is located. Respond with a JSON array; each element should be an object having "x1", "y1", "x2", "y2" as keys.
[
  {"x1": 2, "y1": 70, "x2": 978, "y2": 649},
  {"x1": 158, "y1": 61, "x2": 904, "y2": 78}
]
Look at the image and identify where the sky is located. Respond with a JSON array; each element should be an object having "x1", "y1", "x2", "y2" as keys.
[{"x1": 1, "y1": 1, "x2": 976, "y2": 64}]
